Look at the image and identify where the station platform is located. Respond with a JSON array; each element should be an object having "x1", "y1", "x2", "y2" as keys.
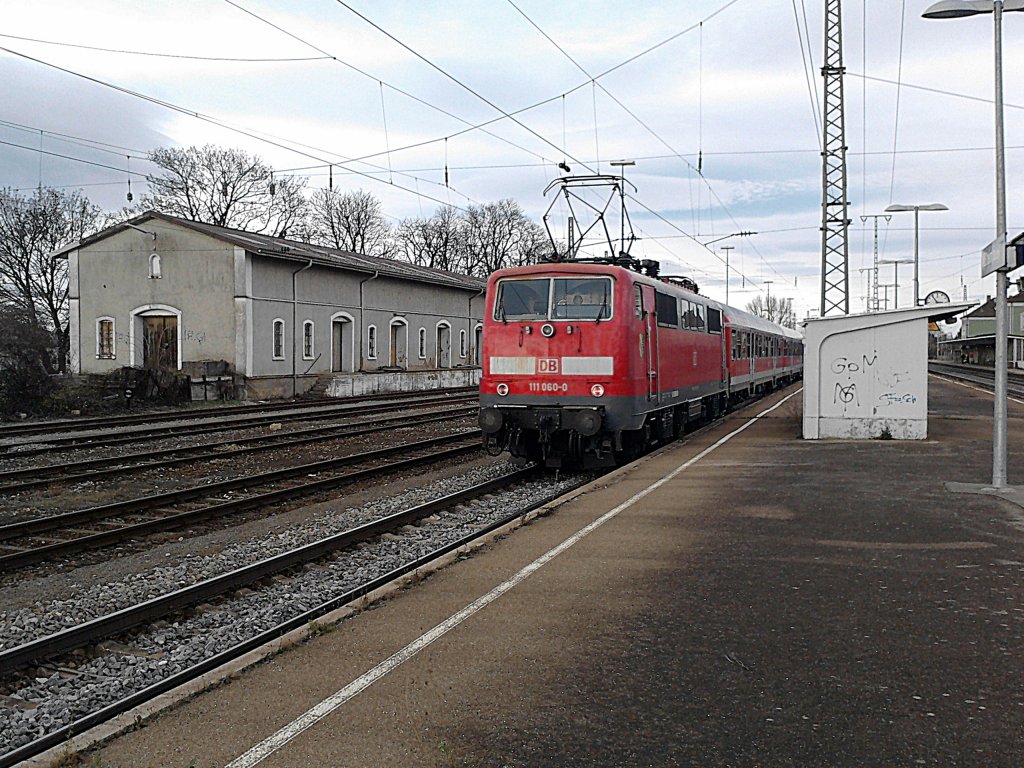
[{"x1": 77, "y1": 376, "x2": 1024, "y2": 767}]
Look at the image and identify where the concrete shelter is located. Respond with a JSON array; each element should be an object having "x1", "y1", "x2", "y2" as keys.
[{"x1": 802, "y1": 303, "x2": 973, "y2": 439}]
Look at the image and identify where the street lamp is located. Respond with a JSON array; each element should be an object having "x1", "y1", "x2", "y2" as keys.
[
  {"x1": 879, "y1": 258, "x2": 914, "y2": 308},
  {"x1": 923, "y1": 0, "x2": 1024, "y2": 488},
  {"x1": 884, "y1": 203, "x2": 949, "y2": 306}
]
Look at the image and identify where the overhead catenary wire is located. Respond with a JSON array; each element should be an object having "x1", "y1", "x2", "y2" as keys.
[
  {"x1": 330, "y1": 0, "x2": 597, "y2": 174},
  {"x1": 221, "y1": 0, "x2": 552, "y2": 168},
  {"x1": 791, "y1": 0, "x2": 823, "y2": 148},
  {"x1": 0, "y1": 44, "x2": 477, "y2": 212},
  {"x1": 0, "y1": 32, "x2": 333, "y2": 62},
  {"x1": 887, "y1": 0, "x2": 907, "y2": 206}
]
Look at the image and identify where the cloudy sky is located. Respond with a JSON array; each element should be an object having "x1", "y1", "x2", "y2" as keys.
[{"x1": 2, "y1": 0, "x2": 1023, "y2": 319}]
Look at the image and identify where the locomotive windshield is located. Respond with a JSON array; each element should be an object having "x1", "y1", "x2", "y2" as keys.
[
  {"x1": 494, "y1": 278, "x2": 550, "y2": 321},
  {"x1": 494, "y1": 276, "x2": 613, "y2": 322}
]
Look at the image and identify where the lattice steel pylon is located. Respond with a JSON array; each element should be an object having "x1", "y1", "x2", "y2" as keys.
[{"x1": 819, "y1": 0, "x2": 851, "y2": 316}]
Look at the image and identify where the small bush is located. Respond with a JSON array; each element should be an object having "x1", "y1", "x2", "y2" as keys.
[{"x1": 0, "y1": 305, "x2": 57, "y2": 417}]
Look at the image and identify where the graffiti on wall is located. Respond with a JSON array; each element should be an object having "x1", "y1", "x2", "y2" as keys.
[{"x1": 828, "y1": 347, "x2": 919, "y2": 416}]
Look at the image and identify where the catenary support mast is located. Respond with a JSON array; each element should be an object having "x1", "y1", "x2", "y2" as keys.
[{"x1": 820, "y1": 0, "x2": 851, "y2": 316}]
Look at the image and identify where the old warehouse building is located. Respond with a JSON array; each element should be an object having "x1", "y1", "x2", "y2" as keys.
[{"x1": 57, "y1": 211, "x2": 485, "y2": 399}]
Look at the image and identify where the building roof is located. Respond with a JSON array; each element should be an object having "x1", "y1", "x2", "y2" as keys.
[
  {"x1": 961, "y1": 291, "x2": 1024, "y2": 319},
  {"x1": 53, "y1": 210, "x2": 486, "y2": 293}
]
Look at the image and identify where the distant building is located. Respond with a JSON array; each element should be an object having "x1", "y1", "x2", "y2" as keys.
[
  {"x1": 937, "y1": 291, "x2": 1024, "y2": 367},
  {"x1": 55, "y1": 211, "x2": 485, "y2": 398}
]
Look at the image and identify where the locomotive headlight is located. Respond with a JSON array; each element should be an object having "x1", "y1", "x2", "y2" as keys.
[
  {"x1": 540, "y1": 323, "x2": 555, "y2": 338},
  {"x1": 479, "y1": 407, "x2": 504, "y2": 433},
  {"x1": 496, "y1": 383, "x2": 509, "y2": 396},
  {"x1": 575, "y1": 409, "x2": 602, "y2": 436},
  {"x1": 590, "y1": 383, "x2": 605, "y2": 398}
]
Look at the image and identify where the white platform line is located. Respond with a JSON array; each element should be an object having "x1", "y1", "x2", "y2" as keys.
[{"x1": 225, "y1": 389, "x2": 801, "y2": 768}]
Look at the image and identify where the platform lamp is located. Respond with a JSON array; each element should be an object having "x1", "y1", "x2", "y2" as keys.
[
  {"x1": 884, "y1": 203, "x2": 948, "y2": 307},
  {"x1": 923, "y1": 0, "x2": 1024, "y2": 489}
]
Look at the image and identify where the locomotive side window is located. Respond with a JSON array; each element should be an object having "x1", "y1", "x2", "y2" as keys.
[
  {"x1": 655, "y1": 291, "x2": 678, "y2": 328},
  {"x1": 552, "y1": 277, "x2": 613, "y2": 320},
  {"x1": 494, "y1": 279, "x2": 549, "y2": 321},
  {"x1": 687, "y1": 303, "x2": 705, "y2": 331},
  {"x1": 682, "y1": 300, "x2": 702, "y2": 330},
  {"x1": 634, "y1": 285, "x2": 643, "y2": 318},
  {"x1": 707, "y1": 307, "x2": 722, "y2": 334}
]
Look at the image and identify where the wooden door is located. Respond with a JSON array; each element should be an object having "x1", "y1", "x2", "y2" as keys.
[{"x1": 143, "y1": 316, "x2": 177, "y2": 370}]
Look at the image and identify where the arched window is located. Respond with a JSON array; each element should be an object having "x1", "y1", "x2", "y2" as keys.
[
  {"x1": 459, "y1": 329, "x2": 467, "y2": 358},
  {"x1": 418, "y1": 327, "x2": 427, "y2": 359},
  {"x1": 367, "y1": 324, "x2": 378, "y2": 360},
  {"x1": 96, "y1": 317, "x2": 115, "y2": 359},
  {"x1": 272, "y1": 319, "x2": 285, "y2": 360},
  {"x1": 148, "y1": 252, "x2": 162, "y2": 279},
  {"x1": 302, "y1": 320, "x2": 314, "y2": 360}
]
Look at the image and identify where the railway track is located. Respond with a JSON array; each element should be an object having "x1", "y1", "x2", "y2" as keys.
[
  {"x1": 0, "y1": 390, "x2": 478, "y2": 457},
  {"x1": 928, "y1": 361, "x2": 1024, "y2": 398},
  {"x1": 0, "y1": 386, "x2": 477, "y2": 441},
  {"x1": 0, "y1": 430, "x2": 483, "y2": 572},
  {"x1": 0, "y1": 466, "x2": 589, "y2": 767},
  {"x1": 0, "y1": 403, "x2": 476, "y2": 492}
]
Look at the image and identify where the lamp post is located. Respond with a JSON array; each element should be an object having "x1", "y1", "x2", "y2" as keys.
[
  {"x1": 923, "y1": 0, "x2": 1023, "y2": 488},
  {"x1": 721, "y1": 245, "x2": 735, "y2": 305},
  {"x1": 879, "y1": 258, "x2": 914, "y2": 308},
  {"x1": 884, "y1": 203, "x2": 949, "y2": 306}
]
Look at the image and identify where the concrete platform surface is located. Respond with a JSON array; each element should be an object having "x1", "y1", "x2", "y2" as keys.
[{"x1": 78, "y1": 376, "x2": 1024, "y2": 767}]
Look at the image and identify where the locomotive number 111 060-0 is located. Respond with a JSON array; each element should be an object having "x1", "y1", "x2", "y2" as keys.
[{"x1": 528, "y1": 381, "x2": 569, "y2": 393}]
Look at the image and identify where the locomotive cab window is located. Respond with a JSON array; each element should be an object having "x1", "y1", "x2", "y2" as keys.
[
  {"x1": 707, "y1": 307, "x2": 722, "y2": 334},
  {"x1": 494, "y1": 278, "x2": 549, "y2": 321},
  {"x1": 495, "y1": 276, "x2": 612, "y2": 321},
  {"x1": 684, "y1": 302, "x2": 705, "y2": 331},
  {"x1": 552, "y1": 277, "x2": 612, "y2": 320},
  {"x1": 655, "y1": 291, "x2": 678, "y2": 328}
]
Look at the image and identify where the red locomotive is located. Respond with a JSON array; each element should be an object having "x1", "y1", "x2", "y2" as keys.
[{"x1": 478, "y1": 258, "x2": 803, "y2": 468}]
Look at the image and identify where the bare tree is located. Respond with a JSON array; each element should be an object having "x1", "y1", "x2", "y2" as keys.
[
  {"x1": 395, "y1": 200, "x2": 550, "y2": 277},
  {"x1": 746, "y1": 294, "x2": 797, "y2": 328},
  {"x1": 461, "y1": 199, "x2": 546, "y2": 276},
  {"x1": 143, "y1": 145, "x2": 308, "y2": 236},
  {"x1": 309, "y1": 188, "x2": 393, "y2": 256},
  {"x1": 0, "y1": 187, "x2": 104, "y2": 372},
  {"x1": 395, "y1": 206, "x2": 464, "y2": 272}
]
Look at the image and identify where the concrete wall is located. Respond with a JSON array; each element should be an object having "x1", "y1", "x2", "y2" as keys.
[
  {"x1": 70, "y1": 223, "x2": 237, "y2": 374},
  {"x1": 814, "y1": 321, "x2": 927, "y2": 438},
  {"x1": 249, "y1": 257, "x2": 484, "y2": 378},
  {"x1": 800, "y1": 308, "x2": 969, "y2": 440}
]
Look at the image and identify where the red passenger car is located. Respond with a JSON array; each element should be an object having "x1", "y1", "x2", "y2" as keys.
[{"x1": 478, "y1": 259, "x2": 802, "y2": 468}]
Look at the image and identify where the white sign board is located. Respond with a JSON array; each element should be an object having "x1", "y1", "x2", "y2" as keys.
[
  {"x1": 981, "y1": 236, "x2": 1008, "y2": 277},
  {"x1": 981, "y1": 236, "x2": 1024, "y2": 277}
]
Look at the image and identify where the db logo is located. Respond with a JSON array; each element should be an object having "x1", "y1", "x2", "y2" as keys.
[{"x1": 538, "y1": 358, "x2": 559, "y2": 374}]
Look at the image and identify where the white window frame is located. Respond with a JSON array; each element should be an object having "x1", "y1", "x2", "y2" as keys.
[
  {"x1": 148, "y1": 252, "x2": 162, "y2": 279},
  {"x1": 302, "y1": 319, "x2": 315, "y2": 360},
  {"x1": 418, "y1": 327, "x2": 427, "y2": 359},
  {"x1": 459, "y1": 328, "x2": 467, "y2": 358},
  {"x1": 272, "y1": 318, "x2": 285, "y2": 360},
  {"x1": 96, "y1": 316, "x2": 116, "y2": 359},
  {"x1": 367, "y1": 324, "x2": 378, "y2": 360}
]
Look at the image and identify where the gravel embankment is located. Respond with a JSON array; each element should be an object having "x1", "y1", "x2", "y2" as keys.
[{"x1": 0, "y1": 463, "x2": 587, "y2": 756}]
